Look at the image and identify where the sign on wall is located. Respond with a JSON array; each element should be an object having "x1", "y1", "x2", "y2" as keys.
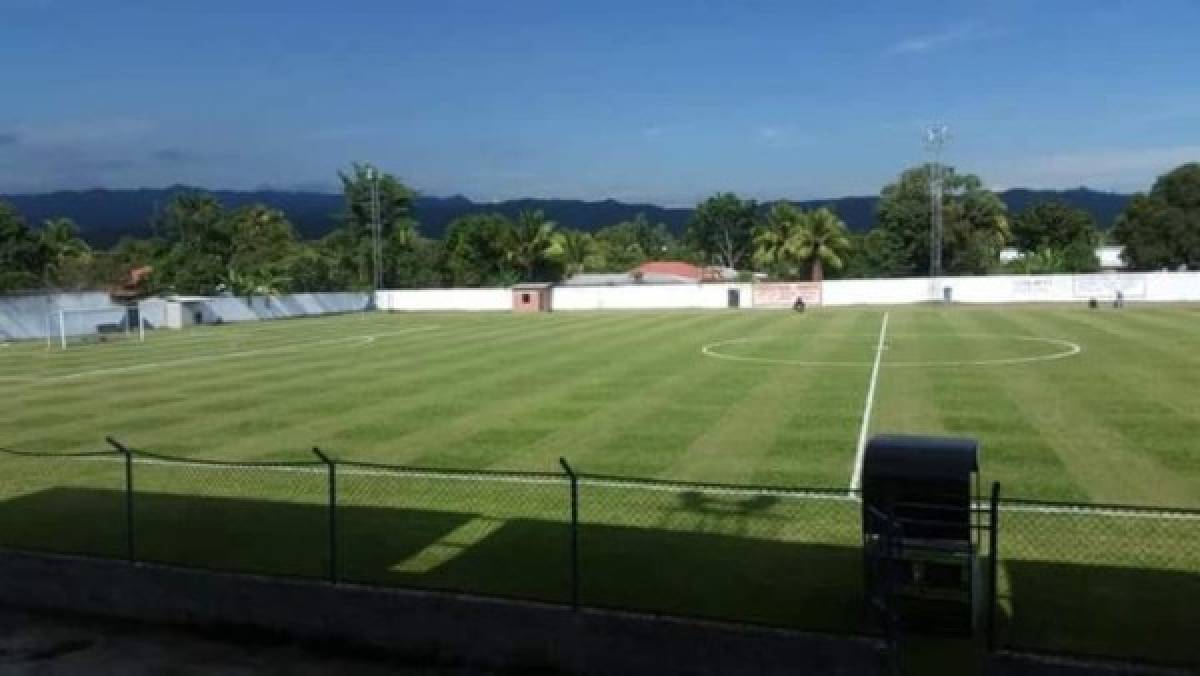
[
  {"x1": 1010, "y1": 277, "x2": 1056, "y2": 299},
  {"x1": 1072, "y1": 274, "x2": 1147, "y2": 299},
  {"x1": 752, "y1": 282, "x2": 823, "y2": 307}
]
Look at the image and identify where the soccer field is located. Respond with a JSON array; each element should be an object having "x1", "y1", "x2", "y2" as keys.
[
  {"x1": 2, "y1": 304, "x2": 1199, "y2": 666},
  {"x1": 3, "y1": 304, "x2": 1198, "y2": 505}
]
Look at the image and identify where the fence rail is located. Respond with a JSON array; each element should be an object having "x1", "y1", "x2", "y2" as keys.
[{"x1": 0, "y1": 441, "x2": 1196, "y2": 669}]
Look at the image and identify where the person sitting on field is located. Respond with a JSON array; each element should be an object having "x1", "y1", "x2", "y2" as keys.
[{"x1": 793, "y1": 297, "x2": 806, "y2": 313}]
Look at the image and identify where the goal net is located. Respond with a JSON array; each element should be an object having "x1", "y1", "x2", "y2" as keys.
[{"x1": 51, "y1": 306, "x2": 137, "y2": 349}]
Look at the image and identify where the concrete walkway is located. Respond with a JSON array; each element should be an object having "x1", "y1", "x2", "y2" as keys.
[{"x1": 0, "y1": 605, "x2": 493, "y2": 676}]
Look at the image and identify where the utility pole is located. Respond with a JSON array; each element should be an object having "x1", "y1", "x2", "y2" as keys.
[{"x1": 925, "y1": 124, "x2": 949, "y2": 286}]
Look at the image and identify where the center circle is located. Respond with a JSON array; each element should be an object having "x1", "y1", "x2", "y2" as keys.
[{"x1": 701, "y1": 333, "x2": 1082, "y2": 367}]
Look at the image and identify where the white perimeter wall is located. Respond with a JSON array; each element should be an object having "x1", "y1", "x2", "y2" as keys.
[
  {"x1": 0, "y1": 292, "x2": 115, "y2": 341},
  {"x1": 552, "y1": 284, "x2": 751, "y2": 310},
  {"x1": 377, "y1": 288, "x2": 510, "y2": 312},
  {"x1": 822, "y1": 272, "x2": 1200, "y2": 306},
  {"x1": 0, "y1": 292, "x2": 370, "y2": 341},
  {"x1": 198, "y1": 293, "x2": 369, "y2": 321},
  {"x1": 8, "y1": 274, "x2": 1198, "y2": 340},
  {"x1": 372, "y1": 273, "x2": 1200, "y2": 313}
]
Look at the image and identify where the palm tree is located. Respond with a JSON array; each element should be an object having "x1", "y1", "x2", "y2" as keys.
[
  {"x1": 548, "y1": 230, "x2": 594, "y2": 277},
  {"x1": 752, "y1": 202, "x2": 807, "y2": 278},
  {"x1": 796, "y1": 208, "x2": 851, "y2": 282},
  {"x1": 504, "y1": 210, "x2": 557, "y2": 281},
  {"x1": 40, "y1": 218, "x2": 92, "y2": 288}
]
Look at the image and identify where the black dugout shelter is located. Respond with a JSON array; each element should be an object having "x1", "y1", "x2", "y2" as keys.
[{"x1": 861, "y1": 434, "x2": 984, "y2": 634}]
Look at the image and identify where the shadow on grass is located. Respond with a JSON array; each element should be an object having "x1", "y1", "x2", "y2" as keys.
[
  {"x1": 0, "y1": 487, "x2": 867, "y2": 634},
  {"x1": 1000, "y1": 559, "x2": 1200, "y2": 668}
]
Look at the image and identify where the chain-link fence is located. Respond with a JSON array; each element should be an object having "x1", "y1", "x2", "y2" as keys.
[
  {"x1": 995, "y1": 499, "x2": 1200, "y2": 667},
  {"x1": 576, "y1": 474, "x2": 864, "y2": 632},
  {"x1": 1, "y1": 442, "x2": 1197, "y2": 668}
]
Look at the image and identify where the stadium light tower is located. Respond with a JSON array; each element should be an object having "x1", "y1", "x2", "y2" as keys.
[
  {"x1": 364, "y1": 165, "x2": 383, "y2": 298},
  {"x1": 924, "y1": 124, "x2": 949, "y2": 282}
]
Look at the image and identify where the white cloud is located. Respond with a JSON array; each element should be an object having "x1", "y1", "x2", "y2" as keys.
[
  {"x1": 990, "y1": 145, "x2": 1200, "y2": 191},
  {"x1": 14, "y1": 118, "x2": 153, "y2": 146},
  {"x1": 758, "y1": 126, "x2": 783, "y2": 141},
  {"x1": 754, "y1": 125, "x2": 811, "y2": 149},
  {"x1": 888, "y1": 23, "x2": 994, "y2": 55}
]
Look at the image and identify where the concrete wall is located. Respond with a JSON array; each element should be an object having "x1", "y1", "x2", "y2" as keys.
[
  {"x1": 377, "y1": 288, "x2": 511, "y2": 312},
  {"x1": 372, "y1": 273, "x2": 1198, "y2": 312},
  {"x1": 8, "y1": 274, "x2": 1198, "y2": 339},
  {"x1": 196, "y1": 293, "x2": 369, "y2": 322},
  {"x1": 0, "y1": 292, "x2": 370, "y2": 340},
  {"x1": 0, "y1": 549, "x2": 883, "y2": 676},
  {"x1": 822, "y1": 271, "x2": 1200, "y2": 306},
  {"x1": 821, "y1": 278, "x2": 932, "y2": 306},
  {"x1": 0, "y1": 291, "x2": 116, "y2": 341},
  {"x1": 552, "y1": 283, "x2": 752, "y2": 310}
]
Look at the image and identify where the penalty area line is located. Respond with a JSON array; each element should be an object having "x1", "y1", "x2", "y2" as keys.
[{"x1": 849, "y1": 311, "x2": 889, "y2": 494}]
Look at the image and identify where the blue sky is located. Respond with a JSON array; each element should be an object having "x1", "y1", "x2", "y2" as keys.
[{"x1": 1, "y1": 0, "x2": 1198, "y2": 203}]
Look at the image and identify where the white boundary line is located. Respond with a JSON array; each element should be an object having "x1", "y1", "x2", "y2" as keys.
[
  {"x1": 849, "y1": 312, "x2": 889, "y2": 493},
  {"x1": 700, "y1": 333, "x2": 1081, "y2": 367},
  {"x1": 5, "y1": 326, "x2": 439, "y2": 385}
]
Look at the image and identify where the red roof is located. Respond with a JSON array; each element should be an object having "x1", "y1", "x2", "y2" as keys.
[{"x1": 634, "y1": 261, "x2": 704, "y2": 281}]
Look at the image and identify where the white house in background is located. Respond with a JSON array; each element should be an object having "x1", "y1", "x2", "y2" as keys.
[
  {"x1": 1095, "y1": 245, "x2": 1124, "y2": 269},
  {"x1": 999, "y1": 245, "x2": 1126, "y2": 270}
]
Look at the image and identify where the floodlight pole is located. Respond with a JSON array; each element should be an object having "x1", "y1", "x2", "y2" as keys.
[
  {"x1": 365, "y1": 165, "x2": 383, "y2": 305},
  {"x1": 925, "y1": 124, "x2": 949, "y2": 295}
]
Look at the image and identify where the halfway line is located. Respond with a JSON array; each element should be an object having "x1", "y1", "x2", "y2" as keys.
[{"x1": 849, "y1": 311, "x2": 889, "y2": 493}]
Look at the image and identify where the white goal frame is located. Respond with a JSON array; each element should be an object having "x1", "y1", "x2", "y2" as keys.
[{"x1": 50, "y1": 306, "x2": 138, "y2": 350}]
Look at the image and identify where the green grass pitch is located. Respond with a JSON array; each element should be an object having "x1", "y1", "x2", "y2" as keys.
[
  {"x1": 3, "y1": 304, "x2": 1198, "y2": 504},
  {"x1": 1, "y1": 304, "x2": 1198, "y2": 666}
]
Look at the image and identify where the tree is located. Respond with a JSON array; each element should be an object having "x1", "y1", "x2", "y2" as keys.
[
  {"x1": 1011, "y1": 200, "x2": 1098, "y2": 253},
  {"x1": 282, "y1": 242, "x2": 341, "y2": 292},
  {"x1": 503, "y1": 209, "x2": 557, "y2": 281},
  {"x1": 876, "y1": 165, "x2": 1009, "y2": 276},
  {"x1": 222, "y1": 205, "x2": 298, "y2": 295},
  {"x1": 155, "y1": 193, "x2": 230, "y2": 294},
  {"x1": 388, "y1": 236, "x2": 444, "y2": 288},
  {"x1": 337, "y1": 163, "x2": 418, "y2": 288},
  {"x1": 752, "y1": 204, "x2": 851, "y2": 281},
  {"x1": 796, "y1": 208, "x2": 851, "y2": 281},
  {"x1": 547, "y1": 229, "x2": 595, "y2": 277},
  {"x1": 0, "y1": 201, "x2": 48, "y2": 291},
  {"x1": 685, "y1": 193, "x2": 758, "y2": 269},
  {"x1": 442, "y1": 213, "x2": 519, "y2": 287},
  {"x1": 752, "y1": 202, "x2": 807, "y2": 278},
  {"x1": 39, "y1": 217, "x2": 95, "y2": 289},
  {"x1": 839, "y1": 229, "x2": 907, "y2": 279},
  {"x1": 1005, "y1": 247, "x2": 1066, "y2": 274},
  {"x1": 594, "y1": 214, "x2": 675, "y2": 271},
  {"x1": 1112, "y1": 163, "x2": 1200, "y2": 270}
]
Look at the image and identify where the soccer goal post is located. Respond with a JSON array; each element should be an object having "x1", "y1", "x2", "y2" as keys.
[
  {"x1": 135, "y1": 299, "x2": 170, "y2": 341},
  {"x1": 51, "y1": 306, "x2": 139, "y2": 350}
]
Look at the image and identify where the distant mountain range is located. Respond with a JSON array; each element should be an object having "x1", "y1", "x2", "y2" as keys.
[{"x1": 1, "y1": 186, "x2": 1132, "y2": 247}]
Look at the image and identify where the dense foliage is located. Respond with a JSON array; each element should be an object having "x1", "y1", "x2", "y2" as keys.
[
  {"x1": 1111, "y1": 163, "x2": 1200, "y2": 270},
  {"x1": 1006, "y1": 201, "x2": 1100, "y2": 273},
  {"x1": 5, "y1": 161, "x2": 1192, "y2": 294}
]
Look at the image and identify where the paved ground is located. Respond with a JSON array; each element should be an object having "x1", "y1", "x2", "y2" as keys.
[{"x1": 0, "y1": 605, "x2": 493, "y2": 675}]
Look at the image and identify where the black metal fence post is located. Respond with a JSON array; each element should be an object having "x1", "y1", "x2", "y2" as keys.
[
  {"x1": 105, "y1": 436, "x2": 135, "y2": 563},
  {"x1": 312, "y1": 447, "x2": 337, "y2": 583},
  {"x1": 558, "y1": 457, "x2": 579, "y2": 610},
  {"x1": 987, "y1": 480, "x2": 1001, "y2": 651}
]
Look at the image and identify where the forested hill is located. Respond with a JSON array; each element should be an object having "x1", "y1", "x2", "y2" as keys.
[{"x1": 2, "y1": 186, "x2": 1131, "y2": 247}]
